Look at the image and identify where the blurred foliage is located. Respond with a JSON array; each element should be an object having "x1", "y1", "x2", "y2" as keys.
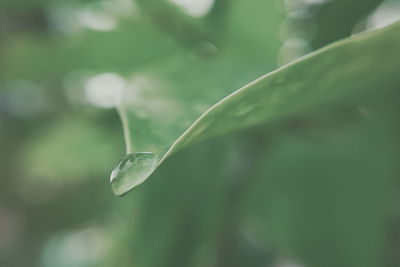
[{"x1": 0, "y1": 0, "x2": 399, "y2": 267}]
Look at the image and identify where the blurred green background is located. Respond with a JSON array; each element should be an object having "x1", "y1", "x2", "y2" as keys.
[{"x1": 1, "y1": 0, "x2": 400, "y2": 266}]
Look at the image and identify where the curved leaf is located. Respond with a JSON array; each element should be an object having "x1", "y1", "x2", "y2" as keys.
[{"x1": 111, "y1": 21, "x2": 400, "y2": 196}]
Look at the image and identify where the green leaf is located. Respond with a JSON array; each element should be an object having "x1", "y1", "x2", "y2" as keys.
[{"x1": 111, "y1": 21, "x2": 400, "y2": 196}]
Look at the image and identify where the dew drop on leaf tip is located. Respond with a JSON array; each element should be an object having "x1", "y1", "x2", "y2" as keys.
[{"x1": 110, "y1": 152, "x2": 158, "y2": 196}]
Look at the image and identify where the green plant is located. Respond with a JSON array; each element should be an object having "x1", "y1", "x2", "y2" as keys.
[
  {"x1": 1, "y1": 0, "x2": 400, "y2": 266},
  {"x1": 111, "y1": 22, "x2": 400, "y2": 197}
]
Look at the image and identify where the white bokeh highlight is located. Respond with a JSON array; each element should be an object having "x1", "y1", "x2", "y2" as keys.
[
  {"x1": 169, "y1": 0, "x2": 215, "y2": 17},
  {"x1": 84, "y1": 73, "x2": 126, "y2": 108}
]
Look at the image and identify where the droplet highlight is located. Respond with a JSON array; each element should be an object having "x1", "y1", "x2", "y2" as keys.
[{"x1": 110, "y1": 152, "x2": 158, "y2": 196}]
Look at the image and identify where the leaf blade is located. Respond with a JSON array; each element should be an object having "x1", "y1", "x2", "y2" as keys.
[{"x1": 114, "y1": 21, "x2": 400, "y2": 195}]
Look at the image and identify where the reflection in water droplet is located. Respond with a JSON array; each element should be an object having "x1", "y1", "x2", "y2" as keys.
[{"x1": 110, "y1": 152, "x2": 158, "y2": 196}]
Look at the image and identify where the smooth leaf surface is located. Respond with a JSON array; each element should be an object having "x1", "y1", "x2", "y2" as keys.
[{"x1": 113, "y1": 21, "x2": 400, "y2": 195}]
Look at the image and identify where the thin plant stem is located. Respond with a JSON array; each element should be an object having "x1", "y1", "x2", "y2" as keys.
[{"x1": 116, "y1": 102, "x2": 133, "y2": 155}]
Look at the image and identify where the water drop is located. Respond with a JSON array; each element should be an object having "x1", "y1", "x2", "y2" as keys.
[{"x1": 110, "y1": 152, "x2": 158, "y2": 196}]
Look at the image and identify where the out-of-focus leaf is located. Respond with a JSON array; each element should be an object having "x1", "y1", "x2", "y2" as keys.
[
  {"x1": 111, "y1": 21, "x2": 400, "y2": 196},
  {"x1": 309, "y1": 0, "x2": 384, "y2": 49},
  {"x1": 242, "y1": 93, "x2": 400, "y2": 267},
  {"x1": 0, "y1": 21, "x2": 180, "y2": 81},
  {"x1": 134, "y1": 0, "x2": 215, "y2": 50},
  {"x1": 21, "y1": 116, "x2": 123, "y2": 184}
]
